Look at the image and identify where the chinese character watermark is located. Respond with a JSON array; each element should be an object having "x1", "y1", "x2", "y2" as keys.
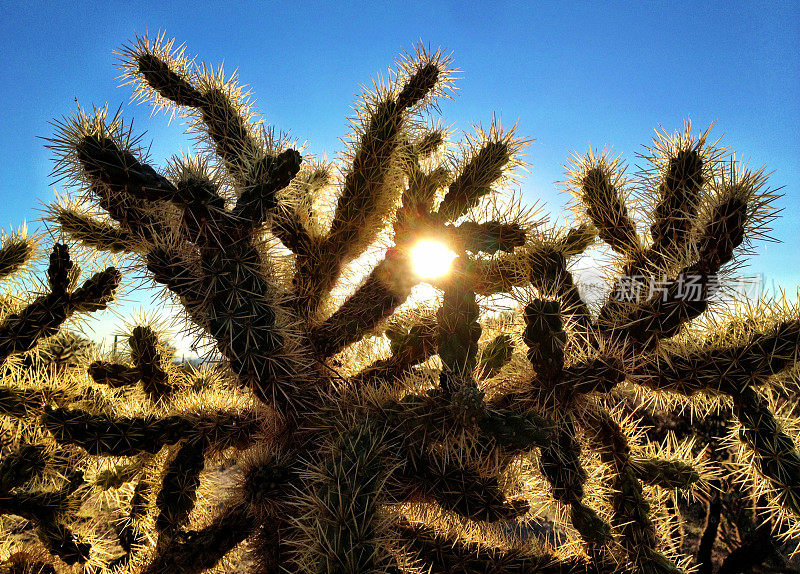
[
  {"x1": 609, "y1": 273, "x2": 759, "y2": 302},
  {"x1": 572, "y1": 270, "x2": 770, "y2": 305}
]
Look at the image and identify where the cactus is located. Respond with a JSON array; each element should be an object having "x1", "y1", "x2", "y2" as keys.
[{"x1": 0, "y1": 33, "x2": 798, "y2": 574}]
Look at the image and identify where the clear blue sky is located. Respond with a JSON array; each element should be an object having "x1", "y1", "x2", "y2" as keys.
[{"x1": 1, "y1": 1, "x2": 798, "y2": 350}]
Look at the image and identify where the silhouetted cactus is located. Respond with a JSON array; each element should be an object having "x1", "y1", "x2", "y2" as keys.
[{"x1": 0, "y1": 33, "x2": 798, "y2": 574}]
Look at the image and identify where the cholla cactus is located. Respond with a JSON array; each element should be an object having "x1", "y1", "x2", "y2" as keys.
[
  {"x1": 0, "y1": 33, "x2": 798, "y2": 574},
  {"x1": 0, "y1": 231, "x2": 120, "y2": 567}
]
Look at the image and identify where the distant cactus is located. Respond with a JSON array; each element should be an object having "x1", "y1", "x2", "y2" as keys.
[
  {"x1": 0, "y1": 33, "x2": 798, "y2": 574},
  {"x1": 20, "y1": 331, "x2": 97, "y2": 373}
]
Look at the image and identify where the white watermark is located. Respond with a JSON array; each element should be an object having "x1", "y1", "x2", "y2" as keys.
[{"x1": 573, "y1": 273, "x2": 769, "y2": 304}]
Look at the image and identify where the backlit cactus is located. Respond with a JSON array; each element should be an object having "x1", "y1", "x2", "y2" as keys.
[{"x1": 0, "y1": 33, "x2": 798, "y2": 574}]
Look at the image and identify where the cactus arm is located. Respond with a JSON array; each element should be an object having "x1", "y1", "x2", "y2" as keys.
[
  {"x1": 0, "y1": 484, "x2": 78, "y2": 521},
  {"x1": 88, "y1": 360, "x2": 141, "y2": 388},
  {"x1": 598, "y1": 163, "x2": 770, "y2": 349},
  {"x1": 125, "y1": 37, "x2": 305, "y2": 236},
  {"x1": 436, "y1": 257, "x2": 481, "y2": 393},
  {"x1": 68, "y1": 132, "x2": 177, "y2": 240},
  {"x1": 648, "y1": 141, "x2": 706, "y2": 258},
  {"x1": 41, "y1": 407, "x2": 186, "y2": 455},
  {"x1": 382, "y1": 389, "x2": 551, "y2": 458},
  {"x1": 129, "y1": 325, "x2": 175, "y2": 401},
  {"x1": 0, "y1": 386, "x2": 71, "y2": 416},
  {"x1": 145, "y1": 246, "x2": 205, "y2": 318},
  {"x1": 310, "y1": 247, "x2": 416, "y2": 358},
  {"x1": 75, "y1": 134, "x2": 177, "y2": 201},
  {"x1": 155, "y1": 438, "x2": 206, "y2": 532},
  {"x1": 520, "y1": 303, "x2": 615, "y2": 557},
  {"x1": 349, "y1": 316, "x2": 438, "y2": 387},
  {"x1": 68, "y1": 267, "x2": 121, "y2": 313},
  {"x1": 0, "y1": 234, "x2": 36, "y2": 280},
  {"x1": 436, "y1": 124, "x2": 526, "y2": 222},
  {"x1": 478, "y1": 408, "x2": 552, "y2": 452},
  {"x1": 41, "y1": 407, "x2": 259, "y2": 456},
  {"x1": 0, "y1": 444, "x2": 47, "y2": 492},
  {"x1": 459, "y1": 236, "x2": 595, "y2": 342},
  {"x1": 539, "y1": 415, "x2": 613, "y2": 559},
  {"x1": 231, "y1": 147, "x2": 303, "y2": 227},
  {"x1": 631, "y1": 319, "x2": 800, "y2": 395},
  {"x1": 394, "y1": 518, "x2": 599, "y2": 573},
  {"x1": 292, "y1": 52, "x2": 452, "y2": 321},
  {"x1": 584, "y1": 408, "x2": 683, "y2": 574},
  {"x1": 399, "y1": 164, "x2": 448, "y2": 219},
  {"x1": 106, "y1": 478, "x2": 153, "y2": 569},
  {"x1": 732, "y1": 386, "x2": 800, "y2": 515},
  {"x1": 236, "y1": 455, "x2": 297, "y2": 572},
  {"x1": 455, "y1": 241, "x2": 564, "y2": 296},
  {"x1": 523, "y1": 299, "x2": 567, "y2": 388},
  {"x1": 0, "y1": 555, "x2": 58, "y2": 573},
  {"x1": 715, "y1": 521, "x2": 776, "y2": 574},
  {"x1": 442, "y1": 221, "x2": 527, "y2": 254},
  {"x1": 303, "y1": 420, "x2": 391, "y2": 574},
  {"x1": 0, "y1": 471, "x2": 91, "y2": 565},
  {"x1": 695, "y1": 491, "x2": 722, "y2": 574},
  {"x1": 142, "y1": 501, "x2": 253, "y2": 574},
  {"x1": 556, "y1": 222, "x2": 598, "y2": 257},
  {"x1": 36, "y1": 518, "x2": 92, "y2": 566},
  {"x1": 388, "y1": 453, "x2": 529, "y2": 522},
  {"x1": 95, "y1": 460, "x2": 146, "y2": 490},
  {"x1": 562, "y1": 356, "x2": 626, "y2": 396},
  {"x1": 477, "y1": 334, "x2": 514, "y2": 379},
  {"x1": 566, "y1": 151, "x2": 640, "y2": 255},
  {"x1": 199, "y1": 245, "x2": 301, "y2": 411},
  {"x1": 0, "y1": 244, "x2": 119, "y2": 363},
  {"x1": 312, "y1": 217, "x2": 525, "y2": 360},
  {"x1": 325, "y1": 56, "x2": 443, "y2": 265},
  {"x1": 629, "y1": 457, "x2": 700, "y2": 489}
]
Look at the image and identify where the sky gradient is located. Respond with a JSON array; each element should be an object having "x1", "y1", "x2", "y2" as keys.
[{"x1": 1, "y1": 1, "x2": 798, "y2": 353}]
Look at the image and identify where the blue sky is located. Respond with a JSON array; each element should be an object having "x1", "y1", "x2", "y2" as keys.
[{"x1": 1, "y1": 1, "x2": 798, "y2": 352}]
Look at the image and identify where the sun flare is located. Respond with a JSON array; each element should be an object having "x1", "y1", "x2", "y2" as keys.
[{"x1": 411, "y1": 240, "x2": 458, "y2": 279}]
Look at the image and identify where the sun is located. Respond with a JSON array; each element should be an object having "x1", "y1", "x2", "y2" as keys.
[{"x1": 410, "y1": 239, "x2": 458, "y2": 279}]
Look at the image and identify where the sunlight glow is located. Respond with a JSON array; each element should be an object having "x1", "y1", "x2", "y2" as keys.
[{"x1": 411, "y1": 240, "x2": 457, "y2": 279}]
